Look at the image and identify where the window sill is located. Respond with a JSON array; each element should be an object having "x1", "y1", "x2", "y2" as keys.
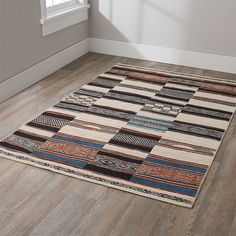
[{"x1": 40, "y1": 4, "x2": 90, "y2": 36}]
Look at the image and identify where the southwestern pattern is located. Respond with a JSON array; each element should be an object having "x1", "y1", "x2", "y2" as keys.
[{"x1": 0, "y1": 63, "x2": 236, "y2": 208}]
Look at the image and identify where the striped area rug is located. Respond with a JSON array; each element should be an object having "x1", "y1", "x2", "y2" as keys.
[{"x1": 0, "y1": 64, "x2": 236, "y2": 208}]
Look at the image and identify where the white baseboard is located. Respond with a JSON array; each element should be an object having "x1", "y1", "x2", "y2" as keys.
[
  {"x1": 90, "y1": 38, "x2": 236, "y2": 75},
  {"x1": 0, "y1": 38, "x2": 89, "y2": 104}
]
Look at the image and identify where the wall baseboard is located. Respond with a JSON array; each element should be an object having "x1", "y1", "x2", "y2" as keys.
[
  {"x1": 0, "y1": 38, "x2": 90, "y2": 104},
  {"x1": 90, "y1": 38, "x2": 236, "y2": 75}
]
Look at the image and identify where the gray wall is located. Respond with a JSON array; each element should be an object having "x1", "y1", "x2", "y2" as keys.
[
  {"x1": 0, "y1": 0, "x2": 88, "y2": 83},
  {"x1": 90, "y1": 0, "x2": 236, "y2": 57}
]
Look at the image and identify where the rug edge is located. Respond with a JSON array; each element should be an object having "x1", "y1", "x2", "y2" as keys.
[{"x1": 0, "y1": 148, "x2": 194, "y2": 208}]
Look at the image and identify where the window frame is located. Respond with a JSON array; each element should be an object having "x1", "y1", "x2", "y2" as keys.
[{"x1": 40, "y1": 0, "x2": 90, "y2": 36}]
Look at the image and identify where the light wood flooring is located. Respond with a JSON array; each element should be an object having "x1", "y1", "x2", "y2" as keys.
[{"x1": 0, "y1": 53, "x2": 236, "y2": 236}]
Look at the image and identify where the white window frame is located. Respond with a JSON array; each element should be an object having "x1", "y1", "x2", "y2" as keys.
[{"x1": 40, "y1": 0, "x2": 90, "y2": 36}]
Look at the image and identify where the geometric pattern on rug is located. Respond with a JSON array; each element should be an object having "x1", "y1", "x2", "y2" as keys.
[{"x1": 0, "y1": 63, "x2": 236, "y2": 208}]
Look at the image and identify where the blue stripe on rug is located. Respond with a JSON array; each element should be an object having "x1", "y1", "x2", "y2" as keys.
[
  {"x1": 127, "y1": 122, "x2": 167, "y2": 132},
  {"x1": 131, "y1": 176, "x2": 198, "y2": 196},
  {"x1": 32, "y1": 151, "x2": 87, "y2": 168},
  {"x1": 146, "y1": 157, "x2": 207, "y2": 173},
  {"x1": 134, "y1": 115, "x2": 173, "y2": 123},
  {"x1": 53, "y1": 135, "x2": 104, "y2": 148}
]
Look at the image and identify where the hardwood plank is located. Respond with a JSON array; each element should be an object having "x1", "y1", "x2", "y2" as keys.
[
  {"x1": 109, "y1": 196, "x2": 170, "y2": 236},
  {"x1": 69, "y1": 189, "x2": 134, "y2": 236},
  {"x1": 29, "y1": 181, "x2": 106, "y2": 236},
  {"x1": 0, "y1": 175, "x2": 73, "y2": 236},
  {"x1": 0, "y1": 166, "x2": 51, "y2": 222}
]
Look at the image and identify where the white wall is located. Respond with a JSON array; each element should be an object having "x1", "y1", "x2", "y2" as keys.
[{"x1": 90, "y1": 0, "x2": 236, "y2": 57}]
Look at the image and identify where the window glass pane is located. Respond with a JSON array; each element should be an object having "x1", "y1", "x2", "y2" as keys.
[{"x1": 46, "y1": 0, "x2": 74, "y2": 8}]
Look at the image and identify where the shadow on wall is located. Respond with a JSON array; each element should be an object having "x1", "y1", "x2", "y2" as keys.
[
  {"x1": 89, "y1": 0, "x2": 143, "y2": 59},
  {"x1": 89, "y1": 0, "x2": 236, "y2": 70},
  {"x1": 89, "y1": 0, "x2": 194, "y2": 65},
  {"x1": 89, "y1": 0, "x2": 128, "y2": 42}
]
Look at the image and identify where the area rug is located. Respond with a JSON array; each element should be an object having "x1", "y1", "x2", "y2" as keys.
[{"x1": 0, "y1": 63, "x2": 236, "y2": 208}]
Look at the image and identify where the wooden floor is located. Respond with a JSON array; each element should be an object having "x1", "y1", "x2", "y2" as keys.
[{"x1": 1, "y1": 53, "x2": 236, "y2": 236}]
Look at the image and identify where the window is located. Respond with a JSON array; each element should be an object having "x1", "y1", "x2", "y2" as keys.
[
  {"x1": 45, "y1": 0, "x2": 87, "y2": 16},
  {"x1": 40, "y1": 0, "x2": 90, "y2": 36},
  {"x1": 46, "y1": 0, "x2": 77, "y2": 8}
]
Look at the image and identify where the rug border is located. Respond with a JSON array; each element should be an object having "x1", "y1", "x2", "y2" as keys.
[{"x1": 115, "y1": 63, "x2": 236, "y2": 85}]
